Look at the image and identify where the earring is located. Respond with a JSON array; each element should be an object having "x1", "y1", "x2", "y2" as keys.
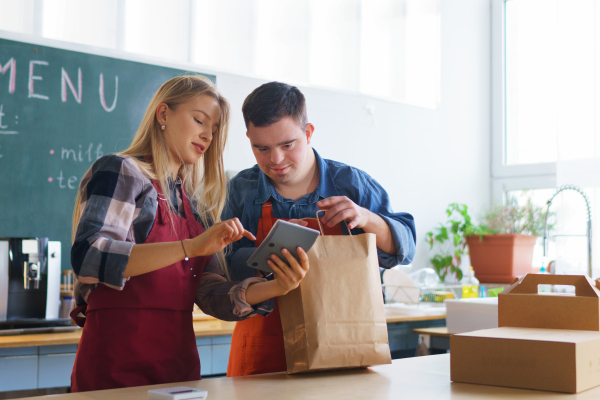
[{"x1": 161, "y1": 125, "x2": 165, "y2": 130}]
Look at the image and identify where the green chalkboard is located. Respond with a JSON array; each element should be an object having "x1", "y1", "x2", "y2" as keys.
[{"x1": 0, "y1": 36, "x2": 215, "y2": 270}]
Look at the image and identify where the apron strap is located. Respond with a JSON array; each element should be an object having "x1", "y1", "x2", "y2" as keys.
[
  {"x1": 257, "y1": 201, "x2": 275, "y2": 244},
  {"x1": 180, "y1": 184, "x2": 203, "y2": 237}
]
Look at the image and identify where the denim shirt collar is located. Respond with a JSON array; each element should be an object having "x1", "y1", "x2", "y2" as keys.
[{"x1": 254, "y1": 148, "x2": 339, "y2": 205}]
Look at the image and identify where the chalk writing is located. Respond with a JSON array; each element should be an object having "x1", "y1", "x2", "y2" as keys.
[
  {"x1": 55, "y1": 171, "x2": 78, "y2": 189},
  {"x1": 0, "y1": 104, "x2": 18, "y2": 134},
  {"x1": 28, "y1": 60, "x2": 49, "y2": 100},
  {"x1": 61, "y1": 67, "x2": 82, "y2": 103},
  {"x1": 1, "y1": 56, "x2": 118, "y2": 112},
  {"x1": 99, "y1": 74, "x2": 118, "y2": 112},
  {"x1": 0, "y1": 104, "x2": 6, "y2": 128},
  {"x1": 52, "y1": 143, "x2": 103, "y2": 189},
  {"x1": 0, "y1": 58, "x2": 16, "y2": 93},
  {"x1": 61, "y1": 143, "x2": 103, "y2": 162}
]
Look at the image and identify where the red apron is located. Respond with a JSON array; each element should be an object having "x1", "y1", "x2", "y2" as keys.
[
  {"x1": 226, "y1": 202, "x2": 343, "y2": 377},
  {"x1": 71, "y1": 181, "x2": 210, "y2": 392}
]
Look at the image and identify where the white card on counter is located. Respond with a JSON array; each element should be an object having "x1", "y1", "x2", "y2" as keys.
[{"x1": 147, "y1": 386, "x2": 208, "y2": 400}]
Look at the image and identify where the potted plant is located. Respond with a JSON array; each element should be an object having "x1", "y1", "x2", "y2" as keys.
[
  {"x1": 466, "y1": 196, "x2": 552, "y2": 283},
  {"x1": 425, "y1": 203, "x2": 485, "y2": 283}
]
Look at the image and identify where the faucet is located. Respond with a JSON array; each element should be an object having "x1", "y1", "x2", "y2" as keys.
[{"x1": 542, "y1": 185, "x2": 593, "y2": 277}]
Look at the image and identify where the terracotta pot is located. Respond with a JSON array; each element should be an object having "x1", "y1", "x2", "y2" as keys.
[{"x1": 465, "y1": 234, "x2": 537, "y2": 283}]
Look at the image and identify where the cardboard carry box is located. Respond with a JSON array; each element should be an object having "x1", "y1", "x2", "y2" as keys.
[
  {"x1": 451, "y1": 327, "x2": 600, "y2": 393},
  {"x1": 450, "y1": 274, "x2": 600, "y2": 393},
  {"x1": 499, "y1": 274, "x2": 600, "y2": 330}
]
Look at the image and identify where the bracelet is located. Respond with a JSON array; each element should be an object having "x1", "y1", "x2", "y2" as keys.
[{"x1": 180, "y1": 240, "x2": 189, "y2": 261}]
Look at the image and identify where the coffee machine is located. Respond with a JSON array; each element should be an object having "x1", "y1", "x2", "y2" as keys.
[{"x1": 0, "y1": 238, "x2": 70, "y2": 333}]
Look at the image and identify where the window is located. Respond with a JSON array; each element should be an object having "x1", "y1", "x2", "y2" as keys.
[
  {"x1": 42, "y1": 0, "x2": 121, "y2": 50},
  {"x1": 494, "y1": 0, "x2": 600, "y2": 277},
  {"x1": 504, "y1": 0, "x2": 599, "y2": 165},
  {"x1": 0, "y1": 0, "x2": 441, "y2": 109},
  {"x1": 0, "y1": 0, "x2": 35, "y2": 35}
]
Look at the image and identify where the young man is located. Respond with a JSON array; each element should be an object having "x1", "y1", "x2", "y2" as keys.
[{"x1": 224, "y1": 82, "x2": 416, "y2": 377}]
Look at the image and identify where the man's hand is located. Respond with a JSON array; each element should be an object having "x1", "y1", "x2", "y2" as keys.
[
  {"x1": 317, "y1": 196, "x2": 372, "y2": 230},
  {"x1": 317, "y1": 196, "x2": 397, "y2": 254}
]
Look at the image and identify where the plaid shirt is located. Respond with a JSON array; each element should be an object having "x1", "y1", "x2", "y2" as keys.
[{"x1": 71, "y1": 154, "x2": 273, "y2": 321}]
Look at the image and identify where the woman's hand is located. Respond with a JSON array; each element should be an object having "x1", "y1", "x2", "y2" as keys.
[
  {"x1": 267, "y1": 247, "x2": 310, "y2": 295},
  {"x1": 187, "y1": 218, "x2": 256, "y2": 257}
]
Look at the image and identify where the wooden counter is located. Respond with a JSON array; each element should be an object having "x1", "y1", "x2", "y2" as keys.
[
  {"x1": 0, "y1": 308, "x2": 446, "y2": 349},
  {"x1": 16, "y1": 353, "x2": 600, "y2": 400},
  {"x1": 413, "y1": 327, "x2": 451, "y2": 337},
  {"x1": 0, "y1": 317, "x2": 235, "y2": 349},
  {"x1": 385, "y1": 313, "x2": 445, "y2": 323}
]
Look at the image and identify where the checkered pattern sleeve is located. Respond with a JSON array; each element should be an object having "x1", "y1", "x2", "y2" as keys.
[
  {"x1": 195, "y1": 256, "x2": 274, "y2": 321},
  {"x1": 71, "y1": 155, "x2": 156, "y2": 296}
]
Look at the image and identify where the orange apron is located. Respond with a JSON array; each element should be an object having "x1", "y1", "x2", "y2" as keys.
[{"x1": 227, "y1": 202, "x2": 343, "y2": 376}]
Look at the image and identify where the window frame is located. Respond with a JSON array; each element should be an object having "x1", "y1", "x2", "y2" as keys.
[
  {"x1": 491, "y1": 0, "x2": 557, "y2": 202},
  {"x1": 3, "y1": 0, "x2": 441, "y2": 109}
]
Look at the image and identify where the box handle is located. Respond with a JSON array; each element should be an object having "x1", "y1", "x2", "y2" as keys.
[{"x1": 504, "y1": 274, "x2": 600, "y2": 297}]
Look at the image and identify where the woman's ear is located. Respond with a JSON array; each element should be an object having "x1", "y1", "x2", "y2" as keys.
[{"x1": 156, "y1": 103, "x2": 168, "y2": 126}]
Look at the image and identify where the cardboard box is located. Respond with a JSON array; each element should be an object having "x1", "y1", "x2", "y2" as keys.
[
  {"x1": 451, "y1": 327, "x2": 600, "y2": 393},
  {"x1": 450, "y1": 274, "x2": 600, "y2": 393},
  {"x1": 499, "y1": 274, "x2": 600, "y2": 331},
  {"x1": 445, "y1": 297, "x2": 498, "y2": 334}
]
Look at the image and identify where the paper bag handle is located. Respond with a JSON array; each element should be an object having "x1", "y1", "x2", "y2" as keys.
[
  {"x1": 315, "y1": 210, "x2": 352, "y2": 236},
  {"x1": 505, "y1": 274, "x2": 600, "y2": 297}
]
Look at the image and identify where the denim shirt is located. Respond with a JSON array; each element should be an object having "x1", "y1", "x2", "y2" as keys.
[{"x1": 223, "y1": 149, "x2": 417, "y2": 281}]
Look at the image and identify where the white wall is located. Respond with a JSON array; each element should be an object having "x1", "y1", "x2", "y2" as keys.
[
  {"x1": 217, "y1": 0, "x2": 492, "y2": 272},
  {"x1": 0, "y1": 0, "x2": 491, "y2": 273}
]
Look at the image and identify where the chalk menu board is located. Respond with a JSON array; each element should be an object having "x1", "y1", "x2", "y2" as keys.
[{"x1": 0, "y1": 36, "x2": 216, "y2": 269}]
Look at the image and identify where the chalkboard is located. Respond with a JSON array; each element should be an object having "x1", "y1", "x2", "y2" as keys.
[{"x1": 0, "y1": 36, "x2": 215, "y2": 270}]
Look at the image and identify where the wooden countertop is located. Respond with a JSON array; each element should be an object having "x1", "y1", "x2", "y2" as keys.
[
  {"x1": 17, "y1": 354, "x2": 600, "y2": 399},
  {"x1": 0, "y1": 307, "x2": 445, "y2": 349},
  {"x1": 412, "y1": 327, "x2": 451, "y2": 337},
  {"x1": 384, "y1": 304, "x2": 446, "y2": 323},
  {"x1": 0, "y1": 317, "x2": 235, "y2": 349}
]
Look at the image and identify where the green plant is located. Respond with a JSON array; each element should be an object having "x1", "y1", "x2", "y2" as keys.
[
  {"x1": 425, "y1": 203, "x2": 485, "y2": 282},
  {"x1": 481, "y1": 196, "x2": 552, "y2": 236}
]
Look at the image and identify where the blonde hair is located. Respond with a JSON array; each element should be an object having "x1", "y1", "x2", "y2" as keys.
[{"x1": 72, "y1": 75, "x2": 230, "y2": 276}]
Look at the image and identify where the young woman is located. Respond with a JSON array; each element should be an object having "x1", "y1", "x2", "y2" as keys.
[{"x1": 69, "y1": 75, "x2": 309, "y2": 392}]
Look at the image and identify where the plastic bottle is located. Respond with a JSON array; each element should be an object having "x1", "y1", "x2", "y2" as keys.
[
  {"x1": 479, "y1": 285, "x2": 487, "y2": 298},
  {"x1": 461, "y1": 267, "x2": 480, "y2": 299}
]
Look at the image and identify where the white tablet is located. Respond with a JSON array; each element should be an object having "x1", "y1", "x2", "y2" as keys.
[{"x1": 246, "y1": 219, "x2": 320, "y2": 274}]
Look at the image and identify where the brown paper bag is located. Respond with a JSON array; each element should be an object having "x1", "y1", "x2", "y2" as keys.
[{"x1": 278, "y1": 213, "x2": 392, "y2": 374}]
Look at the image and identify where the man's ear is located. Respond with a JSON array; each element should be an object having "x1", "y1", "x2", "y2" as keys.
[
  {"x1": 305, "y1": 123, "x2": 315, "y2": 144},
  {"x1": 246, "y1": 131, "x2": 249, "y2": 138}
]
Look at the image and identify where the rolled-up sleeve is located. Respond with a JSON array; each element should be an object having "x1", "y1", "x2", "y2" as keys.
[
  {"x1": 71, "y1": 155, "x2": 145, "y2": 290},
  {"x1": 359, "y1": 174, "x2": 416, "y2": 268},
  {"x1": 195, "y1": 256, "x2": 274, "y2": 321}
]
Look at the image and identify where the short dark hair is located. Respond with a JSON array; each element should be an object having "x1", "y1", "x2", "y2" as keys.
[{"x1": 242, "y1": 82, "x2": 308, "y2": 129}]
